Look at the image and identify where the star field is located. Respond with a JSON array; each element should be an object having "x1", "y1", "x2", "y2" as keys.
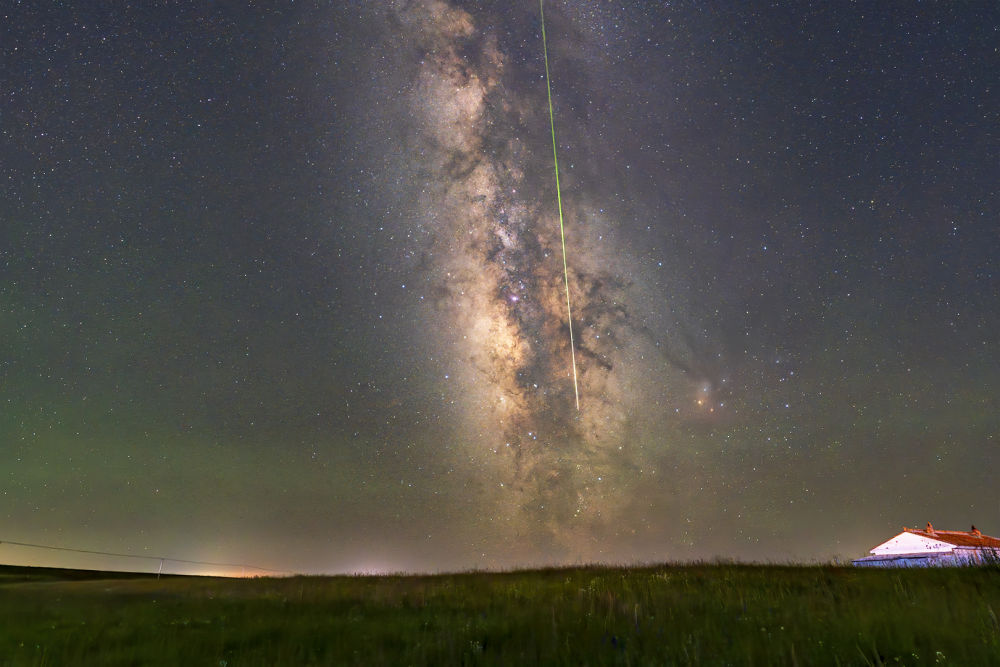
[{"x1": 1, "y1": 1, "x2": 997, "y2": 574}]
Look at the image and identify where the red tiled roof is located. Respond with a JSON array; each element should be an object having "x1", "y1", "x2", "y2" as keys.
[{"x1": 903, "y1": 527, "x2": 1000, "y2": 548}]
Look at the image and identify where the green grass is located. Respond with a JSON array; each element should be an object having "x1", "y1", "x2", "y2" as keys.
[{"x1": 1, "y1": 563, "x2": 999, "y2": 665}]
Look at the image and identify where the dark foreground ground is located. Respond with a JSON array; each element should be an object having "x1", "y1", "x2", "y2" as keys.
[{"x1": 1, "y1": 563, "x2": 999, "y2": 665}]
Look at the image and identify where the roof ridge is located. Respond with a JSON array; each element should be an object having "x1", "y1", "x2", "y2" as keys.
[{"x1": 903, "y1": 526, "x2": 993, "y2": 535}]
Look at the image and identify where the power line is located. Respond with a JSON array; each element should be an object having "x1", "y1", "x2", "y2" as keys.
[{"x1": 0, "y1": 538, "x2": 293, "y2": 576}]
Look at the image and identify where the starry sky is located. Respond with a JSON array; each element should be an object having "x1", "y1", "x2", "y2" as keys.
[{"x1": 2, "y1": 1, "x2": 997, "y2": 575}]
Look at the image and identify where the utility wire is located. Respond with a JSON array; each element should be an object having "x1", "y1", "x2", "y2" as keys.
[{"x1": 0, "y1": 538, "x2": 292, "y2": 575}]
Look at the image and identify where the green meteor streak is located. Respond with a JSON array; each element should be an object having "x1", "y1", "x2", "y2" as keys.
[{"x1": 540, "y1": 0, "x2": 580, "y2": 411}]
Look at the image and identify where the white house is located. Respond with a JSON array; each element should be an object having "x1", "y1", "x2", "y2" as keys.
[{"x1": 853, "y1": 523, "x2": 1000, "y2": 567}]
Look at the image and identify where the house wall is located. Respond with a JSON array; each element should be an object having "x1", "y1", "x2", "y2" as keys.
[
  {"x1": 852, "y1": 547, "x2": 1000, "y2": 568},
  {"x1": 853, "y1": 553, "x2": 957, "y2": 568},
  {"x1": 953, "y1": 547, "x2": 1000, "y2": 564},
  {"x1": 870, "y1": 532, "x2": 953, "y2": 555}
]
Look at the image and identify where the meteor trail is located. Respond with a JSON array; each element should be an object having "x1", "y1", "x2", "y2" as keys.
[{"x1": 540, "y1": 0, "x2": 580, "y2": 411}]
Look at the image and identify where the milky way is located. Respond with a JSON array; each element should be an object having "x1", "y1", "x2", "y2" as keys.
[{"x1": 389, "y1": 0, "x2": 691, "y2": 561}]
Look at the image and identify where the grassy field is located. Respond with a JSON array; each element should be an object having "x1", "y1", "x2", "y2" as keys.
[{"x1": 1, "y1": 563, "x2": 999, "y2": 665}]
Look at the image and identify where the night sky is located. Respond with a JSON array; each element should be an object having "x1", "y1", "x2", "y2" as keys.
[{"x1": 3, "y1": 1, "x2": 997, "y2": 575}]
